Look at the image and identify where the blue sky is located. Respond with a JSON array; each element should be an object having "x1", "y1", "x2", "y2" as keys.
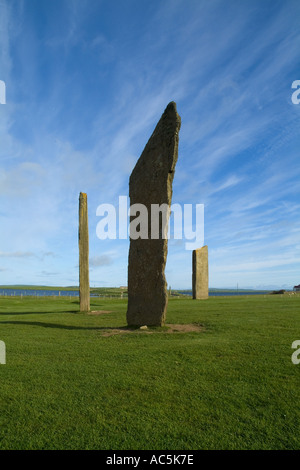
[{"x1": 0, "y1": 0, "x2": 300, "y2": 290}]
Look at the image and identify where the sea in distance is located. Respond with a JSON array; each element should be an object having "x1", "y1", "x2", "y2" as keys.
[{"x1": 0, "y1": 287, "x2": 274, "y2": 297}]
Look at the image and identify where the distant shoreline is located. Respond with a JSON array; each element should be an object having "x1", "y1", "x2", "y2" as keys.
[
  {"x1": 0, "y1": 285, "x2": 289, "y2": 298},
  {"x1": 0, "y1": 285, "x2": 287, "y2": 292}
]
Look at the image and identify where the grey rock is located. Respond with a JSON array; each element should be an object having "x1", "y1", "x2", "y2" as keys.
[
  {"x1": 127, "y1": 102, "x2": 181, "y2": 326},
  {"x1": 192, "y1": 245, "x2": 209, "y2": 300},
  {"x1": 79, "y1": 192, "x2": 90, "y2": 312}
]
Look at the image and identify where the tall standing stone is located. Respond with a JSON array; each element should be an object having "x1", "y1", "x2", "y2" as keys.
[
  {"x1": 127, "y1": 102, "x2": 181, "y2": 326},
  {"x1": 192, "y1": 245, "x2": 209, "y2": 299},
  {"x1": 79, "y1": 192, "x2": 90, "y2": 312}
]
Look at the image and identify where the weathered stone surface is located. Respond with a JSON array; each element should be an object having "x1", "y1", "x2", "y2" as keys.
[
  {"x1": 126, "y1": 102, "x2": 181, "y2": 326},
  {"x1": 192, "y1": 245, "x2": 209, "y2": 299},
  {"x1": 79, "y1": 192, "x2": 90, "y2": 312}
]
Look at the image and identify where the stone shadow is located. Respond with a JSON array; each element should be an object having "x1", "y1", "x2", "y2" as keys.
[{"x1": 0, "y1": 320, "x2": 204, "y2": 335}]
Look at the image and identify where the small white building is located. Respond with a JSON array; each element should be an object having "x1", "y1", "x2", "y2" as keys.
[{"x1": 293, "y1": 284, "x2": 300, "y2": 292}]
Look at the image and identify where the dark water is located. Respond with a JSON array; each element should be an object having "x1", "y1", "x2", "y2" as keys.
[
  {"x1": 0, "y1": 288, "x2": 79, "y2": 297},
  {"x1": 0, "y1": 288, "x2": 270, "y2": 298},
  {"x1": 177, "y1": 290, "x2": 270, "y2": 297}
]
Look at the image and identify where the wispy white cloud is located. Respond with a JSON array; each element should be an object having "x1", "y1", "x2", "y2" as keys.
[
  {"x1": 90, "y1": 254, "x2": 113, "y2": 268},
  {"x1": 0, "y1": 250, "x2": 36, "y2": 258},
  {"x1": 0, "y1": 0, "x2": 299, "y2": 288},
  {"x1": 40, "y1": 270, "x2": 58, "y2": 276},
  {"x1": 0, "y1": 162, "x2": 45, "y2": 197}
]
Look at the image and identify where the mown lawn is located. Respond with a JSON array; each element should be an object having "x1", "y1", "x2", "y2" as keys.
[{"x1": 0, "y1": 294, "x2": 299, "y2": 450}]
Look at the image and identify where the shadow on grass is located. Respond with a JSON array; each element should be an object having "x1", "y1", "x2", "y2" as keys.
[
  {"x1": 0, "y1": 310, "x2": 79, "y2": 316},
  {"x1": 0, "y1": 320, "x2": 133, "y2": 331}
]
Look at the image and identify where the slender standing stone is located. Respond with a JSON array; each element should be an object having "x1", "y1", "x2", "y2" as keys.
[
  {"x1": 79, "y1": 192, "x2": 90, "y2": 312},
  {"x1": 192, "y1": 245, "x2": 209, "y2": 299},
  {"x1": 127, "y1": 102, "x2": 181, "y2": 326}
]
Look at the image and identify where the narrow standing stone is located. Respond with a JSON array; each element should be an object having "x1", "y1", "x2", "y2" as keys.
[
  {"x1": 127, "y1": 102, "x2": 181, "y2": 326},
  {"x1": 192, "y1": 245, "x2": 209, "y2": 299},
  {"x1": 79, "y1": 192, "x2": 90, "y2": 312}
]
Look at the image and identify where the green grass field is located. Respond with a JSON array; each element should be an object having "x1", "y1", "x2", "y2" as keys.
[{"x1": 0, "y1": 294, "x2": 299, "y2": 450}]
